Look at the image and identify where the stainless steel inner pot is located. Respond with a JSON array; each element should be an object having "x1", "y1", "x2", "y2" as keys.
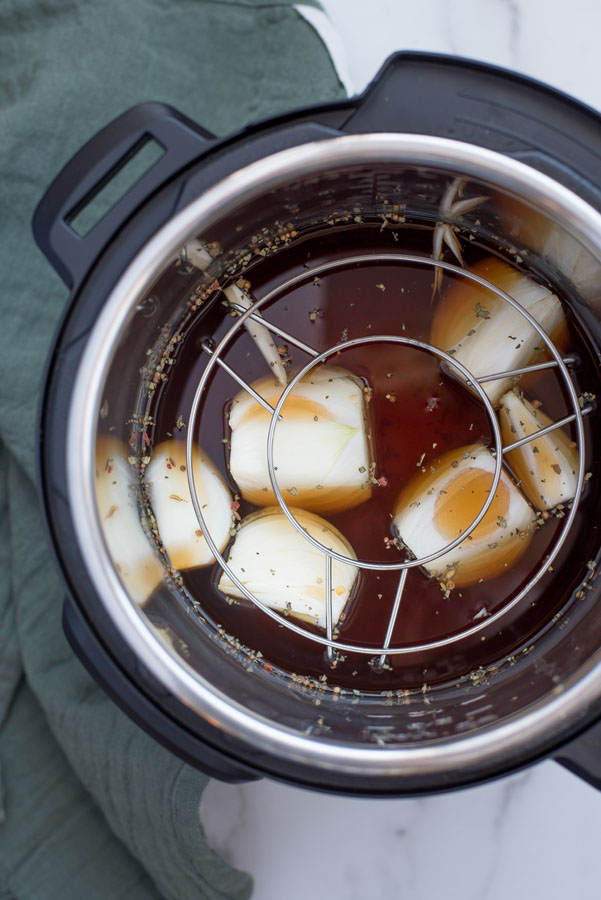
[{"x1": 66, "y1": 134, "x2": 601, "y2": 788}]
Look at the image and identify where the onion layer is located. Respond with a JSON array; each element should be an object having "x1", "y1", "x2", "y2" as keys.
[
  {"x1": 95, "y1": 436, "x2": 162, "y2": 605},
  {"x1": 499, "y1": 390, "x2": 579, "y2": 510},
  {"x1": 430, "y1": 257, "x2": 566, "y2": 405},
  {"x1": 393, "y1": 443, "x2": 535, "y2": 587},
  {"x1": 229, "y1": 366, "x2": 372, "y2": 514},
  {"x1": 218, "y1": 506, "x2": 358, "y2": 629},
  {"x1": 145, "y1": 440, "x2": 232, "y2": 570}
]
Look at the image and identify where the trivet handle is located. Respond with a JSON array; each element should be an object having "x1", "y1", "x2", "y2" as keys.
[
  {"x1": 62, "y1": 593, "x2": 262, "y2": 783},
  {"x1": 32, "y1": 103, "x2": 215, "y2": 290},
  {"x1": 554, "y1": 719, "x2": 601, "y2": 791}
]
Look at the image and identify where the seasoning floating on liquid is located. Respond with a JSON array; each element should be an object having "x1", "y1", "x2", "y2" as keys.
[
  {"x1": 430, "y1": 257, "x2": 566, "y2": 405},
  {"x1": 145, "y1": 439, "x2": 232, "y2": 569},
  {"x1": 392, "y1": 443, "x2": 535, "y2": 586},
  {"x1": 95, "y1": 436, "x2": 163, "y2": 604},
  {"x1": 217, "y1": 507, "x2": 358, "y2": 628},
  {"x1": 228, "y1": 366, "x2": 372, "y2": 514},
  {"x1": 499, "y1": 390, "x2": 579, "y2": 509}
]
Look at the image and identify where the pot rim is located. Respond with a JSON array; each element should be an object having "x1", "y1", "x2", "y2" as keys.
[{"x1": 67, "y1": 133, "x2": 601, "y2": 781}]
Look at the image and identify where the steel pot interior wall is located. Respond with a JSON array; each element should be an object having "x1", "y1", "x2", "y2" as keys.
[{"x1": 70, "y1": 137, "x2": 601, "y2": 765}]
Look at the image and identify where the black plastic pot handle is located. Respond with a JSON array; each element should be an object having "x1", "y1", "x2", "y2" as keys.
[
  {"x1": 32, "y1": 102, "x2": 215, "y2": 290},
  {"x1": 343, "y1": 52, "x2": 601, "y2": 210},
  {"x1": 555, "y1": 720, "x2": 601, "y2": 791}
]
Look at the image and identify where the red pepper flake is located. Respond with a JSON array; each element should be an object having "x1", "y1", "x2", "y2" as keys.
[
  {"x1": 377, "y1": 476, "x2": 388, "y2": 487},
  {"x1": 262, "y1": 663, "x2": 273, "y2": 672},
  {"x1": 231, "y1": 500, "x2": 241, "y2": 512},
  {"x1": 105, "y1": 458, "x2": 114, "y2": 474},
  {"x1": 143, "y1": 432, "x2": 151, "y2": 447},
  {"x1": 129, "y1": 433, "x2": 137, "y2": 447}
]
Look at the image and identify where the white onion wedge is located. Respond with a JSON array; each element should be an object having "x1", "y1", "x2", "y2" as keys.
[
  {"x1": 145, "y1": 439, "x2": 232, "y2": 570},
  {"x1": 228, "y1": 366, "x2": 372, "y2": 514},
  {"x1": 499, "y1": 390, "x2": 579, "y2": 510},
  {"x1": 430, "y1": 257, "x2": 566, "y2": 405},
  {"x1": 95, "y1": 436, "x2": 163, "y2": 605},
  {"x1": 218, "y1": 507, "x2": 358, "y2": 629},
  {"x1": 498, "y1": 199, "x2": 601, "y2": 305},
  {"x1": 393, "y1": 443, "x2": 535, "y2": 587},
  {"x1": 185, "y1": 241, "x2": 288, "y2": 386},
  {"x1": 540, "y1": 229, "x2": 600, "y2": 302}
]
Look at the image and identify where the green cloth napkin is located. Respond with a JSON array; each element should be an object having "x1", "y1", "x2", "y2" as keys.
[{"x1": 0, "y1": 2, "x2": 344, "y2": 897}]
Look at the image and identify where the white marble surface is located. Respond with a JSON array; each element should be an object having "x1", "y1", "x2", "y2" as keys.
[
  {"x1": 311, "y1": 0, "x2": 601, "y2": 110},
  {"x1": 201, "y1": 761, "x2": 601, "y2": 899},
  {"x1": 200, "y1": 3, "x2": 601, "y2": 898}
]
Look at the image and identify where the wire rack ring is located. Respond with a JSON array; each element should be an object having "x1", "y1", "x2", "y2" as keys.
[
  {"x1": 184, "y1": 252, "x2": 587, "y2": 657},
  {"x1": 266, "y1": 335, "x2": 503, "y2": 570}
]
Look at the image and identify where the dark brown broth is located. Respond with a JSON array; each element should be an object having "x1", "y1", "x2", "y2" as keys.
[{"x1": 144, "y1": 223, "x2": 601, "y2": 691}]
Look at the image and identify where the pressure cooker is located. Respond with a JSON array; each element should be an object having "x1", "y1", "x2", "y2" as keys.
[{"x1": 33, "y1": 53, "x2": 601, "y2": 794}]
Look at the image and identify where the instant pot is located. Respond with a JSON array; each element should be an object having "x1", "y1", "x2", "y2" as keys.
[{"x1": 33, "y1": 53, "x2": 601, "y2": 794}]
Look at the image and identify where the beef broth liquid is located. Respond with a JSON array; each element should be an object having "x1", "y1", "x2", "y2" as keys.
[{"x1": 144, "y1": 223, "x2": 601, "y2": 691}]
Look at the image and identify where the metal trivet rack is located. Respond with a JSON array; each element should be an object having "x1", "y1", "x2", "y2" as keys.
[{"x1": 185, "y1": 254, "x2": 589, "y2": 663}]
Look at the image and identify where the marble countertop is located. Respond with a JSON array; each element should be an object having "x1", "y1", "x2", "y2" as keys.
[{"x1": 201, "y1": 3, "x2": 601, "y2": 898}]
